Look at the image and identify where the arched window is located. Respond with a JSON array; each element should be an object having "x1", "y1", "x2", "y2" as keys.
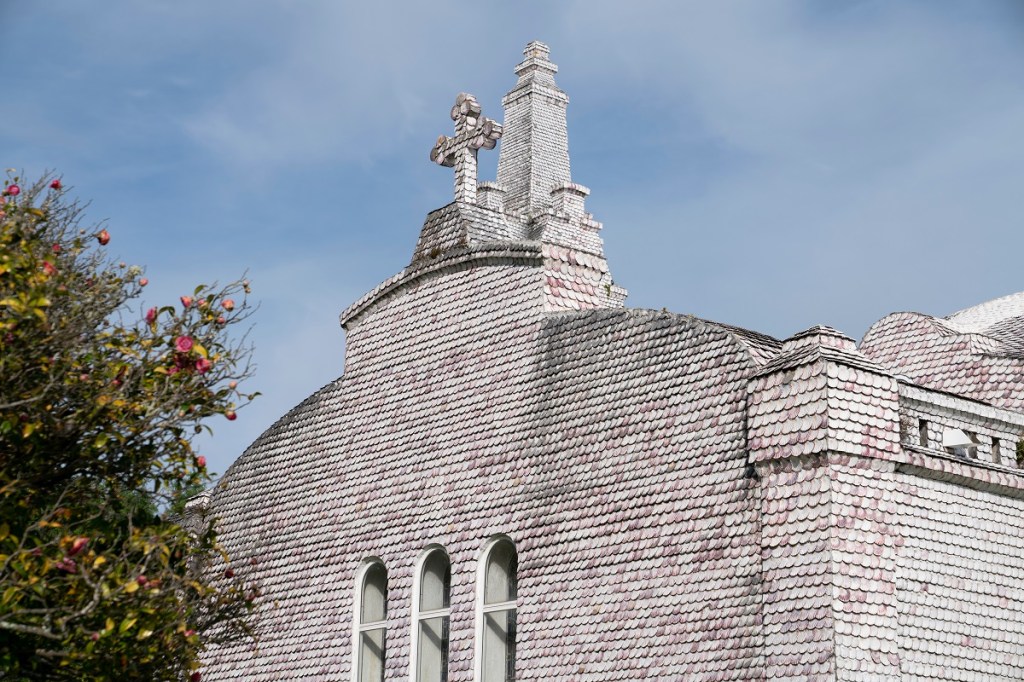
[
  {"x1": 354, "y1": 561, "x2": 388, "y2": 682},
  {"x1": 477, "y1": 538, "x2": 517, "y2": 682},
  {"x1": 413, "y1": 548, "x2": 451, "y2": 682}
]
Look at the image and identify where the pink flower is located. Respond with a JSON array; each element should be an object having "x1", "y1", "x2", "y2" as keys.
[
  {"x1": 195, "y1": 357, "x2": 212, "y2": 374},
  {"x1": 228, "y1": 380, "x2": 237, "y2": 389},
  {"x1": 55, "y1": 557, "x2": 77, "y2": 573},
  {"x1": 216, "y1": 315, "x2": 226, "y2": 325},
  {"x1": 225, "y1": 410, "x2": 237, "y2": 421},
  {"x1": 180, "y1": 295, "x2": 193, "y2": 308},
  {"x1": 221, "y1": 299, "x2": 235, "y2": 311},
  {"x1": 136, "y1": 575, "x2": 148, "y2": 586},
  {"x1": 42, "y1": 261, "x2": 57, "y2": 276},
  {"x1": 50, "y1": 179, "x2": 63, "y2": 190},
  {"x1": 167, "y1": 366, "x2": 179, "y2": 376},
  {"x1": 5, "y1": 184, "x2": 20, "y2": 196},
  {"x1": 69, "y1": 537, "x2": 89, "y2": 556},
  {"x1": 196, "y1": 455, "x2": 207, "y2": 468},
  {"x1": 175, "y1": 336, "x2": 194, "y2": 353},
  {"x1": 145, "y1": 307, "x2": 157, "y2": 324},
  {"x1": 97, "y1": 229, "x2": 110, "y2": 246},
  {"x1": 139, "y1": 277, "x2": 148, "y2": 287},
  {"x1": 52, "y1": 244, "x2": 61, "y2": 253}
]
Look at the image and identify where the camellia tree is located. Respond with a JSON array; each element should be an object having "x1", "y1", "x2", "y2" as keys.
[{"x1": 0, "y1": 174, "x2": 258, "y2": 680}]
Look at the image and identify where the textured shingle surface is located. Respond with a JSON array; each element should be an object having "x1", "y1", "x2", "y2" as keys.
[
  {"x1": 496, "y1": 41, "x2": 571, "y2": 218},
  {"x1": 749, "y1": 328, "x2": 904, "y2": 680},
  {"x1": 895, "y1": 465, "x2": 1024, "y2": 680},
  {"x1": 204, "y1": 271, "x2": 774, "y2": 680},
  {"x1": 861, "y1": 309, "x2": 1024, "y2": 411},
  {"x1": 200, "y1": 41, "x2": 1024, "y2": 682},
  {"x1": 947, "y1": 292, "x2": 1024, "y2": 331}
]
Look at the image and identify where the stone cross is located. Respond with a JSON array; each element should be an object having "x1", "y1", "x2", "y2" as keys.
[{"x1": 430, "y1": 93, "x2": 503, "y2": 204}]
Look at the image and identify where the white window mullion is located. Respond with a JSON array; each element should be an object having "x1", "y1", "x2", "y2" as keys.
[
  {"x1": 481, "y1": 601, "x2": 515, "y2": 614},
  {"x1": 354, "y1": 560, "x2": 388, "y2": 682},
  {"x1": 412, "y1": 547, "x2": 451, "y2": 682},
  {"x1": 418, "y1": 607, "x2": 450, "y2": 620},
  {"x1": 475, "y1": 538, "x2": 517, "y2": 682}
]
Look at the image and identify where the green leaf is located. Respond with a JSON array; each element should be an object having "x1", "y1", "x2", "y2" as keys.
[{"x1": 119, "y1": 616, "x2": 137, "y2": 634}]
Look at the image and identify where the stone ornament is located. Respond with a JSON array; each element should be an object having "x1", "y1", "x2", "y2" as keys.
[{"x1": 429, "y1": 93, "x2": 503, "y2": 204}]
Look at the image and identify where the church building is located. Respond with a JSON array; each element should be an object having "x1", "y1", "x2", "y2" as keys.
[{"x1": 199, "y1": 43, "x2": 1024, "y2": 681}]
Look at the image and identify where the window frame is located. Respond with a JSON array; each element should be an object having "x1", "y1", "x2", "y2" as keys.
[
  {"x1": 352, "y1": 558, "x2": 388, "y2": 682},
  {"x1": 409, "y1": 545, "x2": 452, "y2": 682},
  {"x1": 473, "y1": 536, "x2": 518, "y2": 682}
]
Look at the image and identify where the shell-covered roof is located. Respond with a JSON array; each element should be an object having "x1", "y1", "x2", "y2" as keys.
[{"x1": 860, "y1": 294, "x2": 1024, "y2": 410}]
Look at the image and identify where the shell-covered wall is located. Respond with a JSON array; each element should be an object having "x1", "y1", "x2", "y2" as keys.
[
  {"x1": 895, "y1": 470, "x2": 1024, "y2": 680},
  {"x1": 203, "y1": 258, "x2": 768, "y2": 680}
]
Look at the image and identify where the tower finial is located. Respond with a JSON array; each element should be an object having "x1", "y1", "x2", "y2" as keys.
[
  {"x1": 496, "y1": 42, "x2": 571, "y2": 217},
  {"x1": 429, "y1": 93, "x2": 503, "y2": 204},
  {"x1": 524, "y1": 40, "x2": 550, "y2": 60}
]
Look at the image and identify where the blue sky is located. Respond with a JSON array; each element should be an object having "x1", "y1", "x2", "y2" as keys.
[{"x1": 4, "y1": 1, "x2": 1023, "y2": 476}]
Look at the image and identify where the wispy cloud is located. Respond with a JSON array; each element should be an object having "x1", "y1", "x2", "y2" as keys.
[
  {"x1": 563, "y1": 0, "x2": 1024, "y2": 337},
  {"x1": 182, "y1": 2, "x2": 485, "y2": 168},
  {"x1": 4, "y1": 0, "x2": 1022, "y2": 473}
]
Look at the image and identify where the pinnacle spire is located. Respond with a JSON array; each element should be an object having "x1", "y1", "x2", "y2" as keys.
[{"x1": 496, "y1": 41, "x2": 572, "y2": 218}]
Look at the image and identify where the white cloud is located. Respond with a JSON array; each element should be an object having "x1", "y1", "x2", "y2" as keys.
[
  {"x1": 563, "y1": 0, "x2": 1024, "y2": 337},
  {"x1": 181, "y1": 1, "x2": 483, "y2": 168},
  {"x1": 6, "y1": 0, "x2": 1022, "y2": 469}
]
